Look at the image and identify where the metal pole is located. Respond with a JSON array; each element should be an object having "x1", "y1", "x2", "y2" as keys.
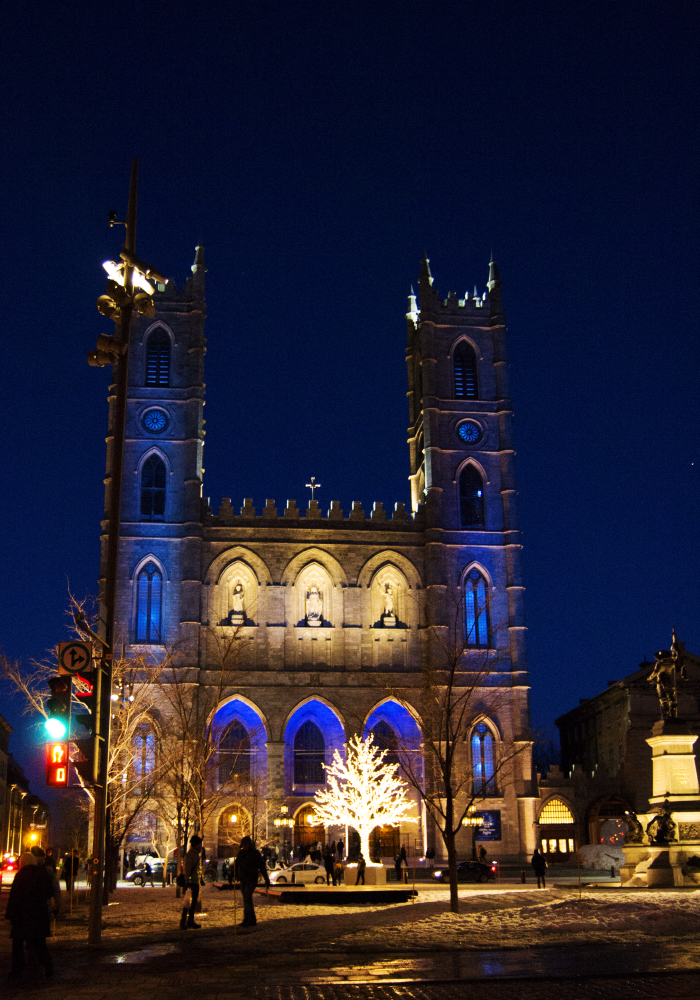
[{"x1": 88, "y1": 159, "x2": 138, "y2": 945}]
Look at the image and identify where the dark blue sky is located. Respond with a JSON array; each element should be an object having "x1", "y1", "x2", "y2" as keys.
[{"x1": 1, "y1": 0, "x2": 699, "y2": 789}]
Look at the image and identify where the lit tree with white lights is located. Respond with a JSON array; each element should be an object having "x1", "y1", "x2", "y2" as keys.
[{"x1": 311, "y1": 734, "x2": 417, "y2": 864}]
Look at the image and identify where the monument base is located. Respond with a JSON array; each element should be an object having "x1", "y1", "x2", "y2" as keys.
[
  {"x1": 343, "y1": 864, "x2": 387, "y2": 885},
  {"x1": 621, "y1": 841, "x2": 700, "y2": 887}
]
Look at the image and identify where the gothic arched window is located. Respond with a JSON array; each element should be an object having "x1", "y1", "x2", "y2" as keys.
[
  {"x1": 140, "y1": 455, "x2": 166, "y2": 520},
  {"x1": 464, "y1": 568, "x2": 489, "y2": 647},
  {"x1": 371, "y1": 720, "x2": 399, "y2": 766},
  {"x1": 459, "y1": 465, "x2": 485, "y2": 527},
  {"x1": 218, "y1": 719, "x2": 251, "y2": 786},
  {"x1": 453, "y1": 341, "x2": 477, "y2": 399},
  {"x1": 133, "y1": 725, "x2": 156, "y2": 794},
  {"x1": 294, "y1": 720, "x2": 325, "y2": 784},
  {"x1": 145, "y1": 328, "x2": 171, "y2": 386},
  {"x1": 471, "y1": 722, "x2": 495, "y2": 794},
  {"x1": 136, "y1": 562, "x2": 162, "y2": 643}
]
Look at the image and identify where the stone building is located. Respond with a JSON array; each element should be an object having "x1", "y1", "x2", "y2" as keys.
[
  {"x1": 102, "y1": 249, "x2": 537, "y2": 862},
  {"x1": 535, "y1": 647, "x2": 700, "y2": 863}
]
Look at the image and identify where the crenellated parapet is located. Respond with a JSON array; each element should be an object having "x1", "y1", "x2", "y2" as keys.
[{"x1": 201, "y1": 497, "x2": 423, "y2": 529}]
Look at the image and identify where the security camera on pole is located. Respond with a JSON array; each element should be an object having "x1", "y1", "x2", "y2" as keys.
[{"x1": 85, "y1": 160, "x2": 164, "y2": 945}]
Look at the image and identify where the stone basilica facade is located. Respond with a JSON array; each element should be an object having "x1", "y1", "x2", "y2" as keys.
[{"x1": 102, "y1": 248, "x2": 540, "y2": 862}]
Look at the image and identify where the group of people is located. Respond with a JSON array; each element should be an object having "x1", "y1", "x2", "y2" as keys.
[
  {"x1": 178, "y1": 834, "x2": 270, "y2": 929},
  {"x1": 4, "y1": 846, "x2": 62, "y2": 978}
]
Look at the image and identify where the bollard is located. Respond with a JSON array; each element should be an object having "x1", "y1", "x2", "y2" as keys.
[{"x1": 520, "y1": 870, "x2": 525, "y2": 884}]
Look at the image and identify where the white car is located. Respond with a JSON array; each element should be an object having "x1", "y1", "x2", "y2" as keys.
[{"x1": 269, "y1": 862, "x2": 327, "y2": 885}]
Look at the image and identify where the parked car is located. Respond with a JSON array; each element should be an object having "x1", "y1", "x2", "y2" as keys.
[
  {"x1": 268, "y1": 862, "x2": 327, "y2": 885},
  {"x1": 125, "y1": 860, "x2": 177, "y2": 885},
  {"x1": 432, "y1": 860, "x2": 497, "y2": 884}
]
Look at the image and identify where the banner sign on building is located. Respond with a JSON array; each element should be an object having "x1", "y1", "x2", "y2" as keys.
[{"x1": 475, "y1": 810, "x2": 501, "y2": 841}]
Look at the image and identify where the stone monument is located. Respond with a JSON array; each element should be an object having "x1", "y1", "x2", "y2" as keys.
[{"x1": 621, "y1": 631, "x2": 700, "y2": 887}]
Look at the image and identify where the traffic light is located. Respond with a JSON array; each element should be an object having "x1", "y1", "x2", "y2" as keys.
[
  {"x1": 72, "y1": 670, "x2": 98, "y2": 785},
  {"x1": 45, "y1": 676, "x2": 71, "y2": 739},
  {"x1": 45, "y1": 742, "x2": 69, "y2": 787}
]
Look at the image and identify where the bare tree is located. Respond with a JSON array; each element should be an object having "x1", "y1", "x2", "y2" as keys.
[
  {"x1": 383, "y1": 585, "x2": 533, "y2": 913},
  {"x1": 154, "y1": 621, "x2": 263, "y2": 884},
  {"x1": 1, "y1": 596, "x2": 171, "y2": 896}
]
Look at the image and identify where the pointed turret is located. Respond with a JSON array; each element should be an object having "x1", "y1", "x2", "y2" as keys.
[
  {"x1": 487, "y1": 255, "x2": 504, "y2": 322},
  {"x1": 420, "y1": 253, "x2": 433, "y2": 287},
  {"x1": 190, "y1": 244, "x2": 207, "y2": 297},
  {"x1": 406, "y1": 284, "x2": 418, "y2": 325}
]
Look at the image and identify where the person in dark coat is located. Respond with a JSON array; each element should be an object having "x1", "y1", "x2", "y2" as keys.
[
  {"x1": 323, "y1": 847, "x2": 336, "y2": 885},
  {"x1": 179, "y1": 835, "x2": 203, "y2": 929},
  {"x1": 531, "y1": 848, "x2": 548, "y2": 888},
  {"x1": 235, "y1": 836, "x2": 270, "y2": 927},
  {"x1": 355, "y1": 852, "x2": 366, "y2": 885},
  {"x1": 5, "y1": 852, "x2": 57, "y2": 977},
  {"x1": 337, "y1": 839, "x2": 344, "y2": 860},
  {"x1": 128, "y1": 848, "x2": 137, "y2": 871},
  {"x1": 61, "y1": 851, "x2": 77, "y2": 892}
]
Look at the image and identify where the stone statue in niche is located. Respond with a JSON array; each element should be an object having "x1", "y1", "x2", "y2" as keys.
[
  {"x1": 230, "y1": 581, "x2": 245, "y2": 625},
  {"x1": 306, "y1": 585, "x2": 323, "y2": 627},
  {"x1": 648, "y1": 629, "x2": 688, "y2": 719},
  {"x1": 382, "y1": 583, "x2": 396, "y2": 627}
]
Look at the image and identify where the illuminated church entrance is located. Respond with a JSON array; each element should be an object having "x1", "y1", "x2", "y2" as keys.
[
  {"x1": 294, "y1": 804, "x2": 324, "y2": 848},
  {"x1": 371, "y1": 824, "x2": 400, "y2": 862},
  {"x1": 218, "y1": 804, "x2": 247, "y2": 858}
]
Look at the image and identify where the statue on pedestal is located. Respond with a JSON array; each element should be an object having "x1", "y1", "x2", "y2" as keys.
[
  {"x1": 646, "y1": 798, "x2": 677, "y2": 845},
  {"x1": 648, "y1": 629, "x2": 688, "y2": 719},
  {"x1": 623, "y1": 811, "x2": 645, "y2": 845}
]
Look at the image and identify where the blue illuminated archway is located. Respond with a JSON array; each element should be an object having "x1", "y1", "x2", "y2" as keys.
[
  {"x1": 283, "y1": 699, "x2": 346, "y2": 795},
  {"x1": 211, "y1": 697, "x2": 268, "y2": 783}
]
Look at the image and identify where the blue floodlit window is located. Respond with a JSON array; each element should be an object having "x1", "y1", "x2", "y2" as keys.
[
  {"x1": 371, "y1": 720, "x2": 399, "y2": 766},
  {"x1": 464, "y1": 569, "x2": 489, "y2": 647},
  {"x1": 145, "y1": 328, "x2": 171, "y2": 386},
  {"x1": 218, "y1": 719, "x2": 251, "y2": 785},
  {"x1": 140, "y1": 455, "x2": 166, "y2": 520},
  {"x1": 294, "y1": 721, "x2": 325, "y2": 784},
  {"x1": 453, "y1": 341, "x2": 478, "y2": 399},
  {"x1": 133, "y1": 726, "x2": 156, "y2": 793},
  {"x1": 459, "y1": 466, "x2": 485, "y2": 527},
  {"x1": 136, "y1": 562, "x2": 162, "y2": 643},
  {"x1": 472, "y1": 723, "x2": 495, "y2": 794}
]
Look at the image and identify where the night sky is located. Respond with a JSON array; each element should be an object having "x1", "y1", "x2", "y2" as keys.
[{"x1": 1, "y1": 1, "x2": 699, "y2": 792}]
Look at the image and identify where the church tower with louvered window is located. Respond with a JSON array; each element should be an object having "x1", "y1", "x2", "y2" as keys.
[{"x1": 405, "y1": 254, "x2": 529, "y2": 735}]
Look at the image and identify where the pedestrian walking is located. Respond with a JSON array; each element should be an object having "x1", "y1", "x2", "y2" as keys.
[
  {"x1": 179, "y1": 835, "x2": 203, "y2": 929},
  {"x1": 531, "y1": 848, "x2": 547, "y2": 888},
  {"x1": 355, "y1": 852, "x2": 366, "y2": 885},
  {"x1": 323, "y1": 847, "x2": 336, "y2": 885},
  {"x1": 44, "y1": 848, "x2": 57, "y2": 873},
  {"x1": 478, "y1": 845, "x2": 487, "y2": 863},
  {"x1": 235, "y1": 836, "x2": 270, "y2": 927},
  {"x1": 141, "y1": 861, "x2": 155, "y2": 887},
  {"x1": 337, "y1": 839, "x2": 344, "y2": 860},
  {"x1": 334, "y1": 859, "x2": 344, "y2": 884},
  {"x1": 5, "y1": 851, "x2": 60, "y2": 978}
]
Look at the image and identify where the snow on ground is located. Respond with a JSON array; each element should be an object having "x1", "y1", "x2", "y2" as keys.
[{"x1": 5, "y1": 883, "x2": 700, "y2": 954}]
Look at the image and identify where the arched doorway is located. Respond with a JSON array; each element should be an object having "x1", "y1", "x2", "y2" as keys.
[
  {"x1": 294, "y1": 804, "x2": 324, "y2": 849},
  {"x1": 586, "y1": 796, "x2": 630, "y2": 845},
  {"x1": 217, "y1": 804, "x2": 249, "y2": 859},
  {"x1": 371, "y1": 824, "x2": 400, "y2": 863},
  {"x1": 537, "y1": 797, "x2": 576, "y2": 860}
]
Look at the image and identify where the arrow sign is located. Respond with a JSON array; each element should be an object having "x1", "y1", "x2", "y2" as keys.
[{"x1": 58, "y1": 641, "x2": 93, "y2": 676}]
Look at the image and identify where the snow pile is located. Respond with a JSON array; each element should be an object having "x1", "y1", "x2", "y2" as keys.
[{"x1": 578, "y1": 844, "x2": 625, "y2": 870}]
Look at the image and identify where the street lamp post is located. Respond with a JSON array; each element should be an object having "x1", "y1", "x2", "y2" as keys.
[{"x1": 86, "y1": 160, "x2": 164, "y2": 945}]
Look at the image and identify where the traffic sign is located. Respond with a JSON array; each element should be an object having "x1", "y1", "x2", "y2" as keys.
[{"x1": 58, "y1": 641, "x2": 93, "y2": 676}]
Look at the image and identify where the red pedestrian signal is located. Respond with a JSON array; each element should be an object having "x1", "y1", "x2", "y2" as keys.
[{"x1": 46, "y1": 742, "x2": 69, "y2": 787}]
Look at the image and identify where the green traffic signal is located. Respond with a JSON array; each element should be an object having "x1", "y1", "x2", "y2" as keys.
[{"x1": 45, "y1": 676, "x2": 71, "y2": 739}]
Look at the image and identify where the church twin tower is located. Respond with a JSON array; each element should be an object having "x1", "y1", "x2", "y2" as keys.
[{"x1": 102, "y1": 249, "x2": 533, "y2": 860}]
